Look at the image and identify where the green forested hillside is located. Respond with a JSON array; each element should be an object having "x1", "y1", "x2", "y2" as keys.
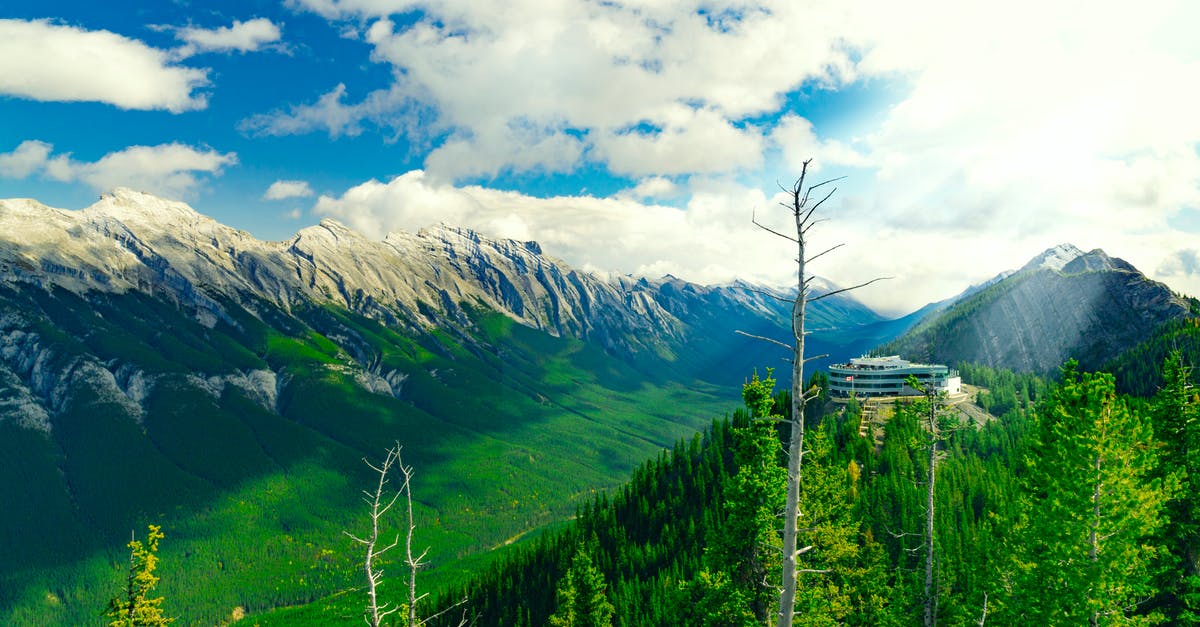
[
  {"x1": 0, "y1": 283, "x2": 732, "y2": 625},
  {"x1": 416, "y1": 357, "x2": 1198, "y2": 626}
]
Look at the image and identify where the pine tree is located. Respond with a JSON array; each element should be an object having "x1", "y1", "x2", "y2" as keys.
[
  {"x1": 707, "y1": 371, "x2": 787, "y2": 622},
  {"x1": 550, "y1": 546, "x2": 615, "y2": 627},
  {"x1": 1154, "y1": 351, "x2": 1200, "y2": 623},
  {"x1": 106, "y1": 525, "x2": 173, "y2": 627},
  {"x1": 1011, "y1": 362, "x2": 1169, "y2": 625}
]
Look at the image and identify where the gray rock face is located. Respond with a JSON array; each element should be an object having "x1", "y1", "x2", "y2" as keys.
[
  {"x1": 888, "y1": 245, "x2": 1193, "y2": 373},
  {"x1": 0, "y1": 189, "x2": 741, "y2": 354},
  {"x1": 0, "y1": 188, "x2": 904, "y2": 432}
]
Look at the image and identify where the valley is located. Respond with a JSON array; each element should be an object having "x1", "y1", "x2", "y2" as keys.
[{"x1": 2, "y1": 191, "x2": 1199, "y2": 625}]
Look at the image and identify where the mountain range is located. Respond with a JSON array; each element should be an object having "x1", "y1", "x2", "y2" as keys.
[
  {"x1": 0, "y1": 189, "x2": 898, "y2": 624},
  {"x1": 1, "y1": 189, "x2": 1195, "y2": 623}
]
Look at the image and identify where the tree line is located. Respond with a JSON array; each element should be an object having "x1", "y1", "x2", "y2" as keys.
[{"x1": 423, "y1": 350, "x2": 1200, "y2": 626}]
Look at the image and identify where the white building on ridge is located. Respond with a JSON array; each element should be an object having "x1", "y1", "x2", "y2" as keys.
[{"x1": 828, "y1": 355, "x2": 961, "y2": 398}]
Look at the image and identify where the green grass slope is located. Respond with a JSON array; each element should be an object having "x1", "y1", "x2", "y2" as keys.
[{"x1": 0, "y1": 284, "x2": 732, "y2": 625}]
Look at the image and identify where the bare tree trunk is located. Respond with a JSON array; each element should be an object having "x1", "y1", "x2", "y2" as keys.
[
  {"x1": 775, "y1": 161, "x2": 814, "y2": 627},
  {"x1": 1089, "y1": 451, "x2": 1102, "y2": 627},
  {"x1": 346, "y1": 445, "x2": 403, "y2": 627},
  {"x1": 924, "y1": 394, "x2": 938, "y2": 627},
  {"x1": 347, "y1": 444, "x2": 470, "y2": 627},
  {"x1": 398, "y1": 452, "x2": 430, "y2": 627},
  {"x1": 747, "y1": 159, "x2": 884, "y2": 627}
]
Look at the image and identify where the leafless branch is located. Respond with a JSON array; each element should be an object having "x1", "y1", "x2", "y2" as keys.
[
  {"x1": 753, "y1": 209, "x2": 800, "y2": 243},
  {"x1": 346, "y1": 445, "x2": 404, "y2": 627},
  {"x1": 738, "y1": 285, "x2": 797, "y2": 304},
  {"x1": 805, "y1": 243, "x2": 845, "y2": 265},
  {"x1": 420, "y1": 596, "x2": 473, "y2": 627},
  {"x1": 735, "y1": 330, "x2": 792, "y2": 351},
  {"x1": 800, "y1": 217, "x2": 829, "y2": 236},
  {"x1": 808, "y1": 277, "x2": 893, "y2": 302},
  {"x1": 808, "y1": 185, "x2": 840, "y2": 214}
]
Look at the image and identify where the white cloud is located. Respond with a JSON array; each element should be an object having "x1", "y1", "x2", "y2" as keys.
[
  {"x1": 770, "y1": 115, "x2": 871, "y2": 174},
  {"x1": 624, "y1": 176, "x2": 677, "y2": 200},
  {"x1": 314, "y1": 169, "x2": 792, "y2": 287},
  {"x1": 1158, "y1": 249, "x2": 1200, "y2": 279},
  {"x1": 172, "y1": 18, "x2": 284, "y2": 58},
  {"x1": 0, "y1": 140, "x2": 237, "y2": 199},
  {"x1": 264, "y1": 179, "x2": 314, "y2": 200},
  {"x1": 271, "y1": 1, "x2": 855, "y2": 179},
  {"x1": 239, "y1": 82, "x2": 427, "y2": 140},
  {"x1": 0, "y1": 140, "x2": 54, "y2": 179},
  {"x1": 0, "y1": 19, "x2": 208, "y2": 112},
  {"x1": 286, "y1": 0, "x2": 1200, "y2": 313},
  {"x1": 596, "y1": 107, "x2": 764, "y2": 177},
  {"x1": 424, "y1": 121, "x2": 585, "y2": 180}
]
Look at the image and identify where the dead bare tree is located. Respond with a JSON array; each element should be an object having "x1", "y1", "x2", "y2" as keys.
[
  {"x1": 740, "y1": 158, "x2": 887, "y2": 627},
  {"x1": 346, "y1": 444, "x2": 404, "y2": 627},
  {"x1": 922, "y1": 386, "x2": 939, "y2": 627},
  {"x1": 347, "y1": 443, "x2": 471, "y2": 627}
]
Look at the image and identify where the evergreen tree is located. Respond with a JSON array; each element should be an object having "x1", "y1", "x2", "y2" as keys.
[
  {"x1": 550, "y1": 546, "x2": 615, "y2": 627},
  {"x1": 672, "y1": 570, "x2": 759, "y2": 627},
  {"x1": 1154, "y1": 351, "x2": 1200, "y2": 623},
  {"x1": 707, "y1": 371, "x2": 787, "y2": 622},
  {"x1": 1009, "y1": 362, "x2": 1169, "y2": 625},
  {"x1": 106, "y1": 524, "x2": 173, "y2": 627}
]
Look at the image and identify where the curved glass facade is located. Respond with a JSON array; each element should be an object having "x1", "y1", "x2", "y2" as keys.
[{"x1": 828, "y1": 355, "x2": 961, "y2": 397}]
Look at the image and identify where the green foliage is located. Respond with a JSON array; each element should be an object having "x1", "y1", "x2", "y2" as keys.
[
  {"x1": 1006, "y1": 362, "x2": 1170, "y2": 625},
  {"x1": 550, "y1": 546, "x2": 615, "y2": 627},
  {"x1": 0, "y1": 284, "x2": 726, "y2": 625},
  {"x1": 1105, "y1": 318, "x2": 1200, "y2": 396},
  {"x1": 670, "y1": 570, "x2": 757, "y2": 627},
  {"x1": 1154, "y1": 351, "x2": 1200, "y2": 623},
  {"x1": 705, "y1": 371, "x2": 786, "y2": 621},
  {"x1": 106, "y1": 525, "x2": 173, "y2": 627}
]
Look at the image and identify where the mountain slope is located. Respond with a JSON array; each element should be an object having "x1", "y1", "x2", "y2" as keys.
[
  {"x1": 0, "y1": 189, "x2": 905, "y2": 624},
  {"x1": 883, "y1": 244, "x2": 1193, "y2": 373}
]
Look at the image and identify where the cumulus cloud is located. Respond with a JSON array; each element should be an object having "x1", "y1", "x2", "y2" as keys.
[
  {"x1": 0, "y1": 140, "x2": 55, "y2": 179},
  {"x1": 283, "y1": 0, "x2": 1200, "y2": 313},
  {"x1": 0, "y1": 140, "x2": 237, "y2": 199},
  {"x1": 770, "y1": 115, "x2": 871, "y2": 174},
  {"x1": 623, "y1": 176, "x2": 677, "y2": 200},
  {"x1": 1158, "y1": 249, "x2": 1200, "y2": 279},
  {"x1": 268, "y1": 1, "x2": 854, "y2": 179},
  {"x1": 171, "y1": 17, "x2": 284, "y2": 58},
  {"x1": 264, "y1": 179, "x2": 314, "y2": 200},
  {"x1": 314, "y1": 169, "x2": 793, "y2": 286},
  {"x1": 0, "y1": 19, "x2": 208, "y2": 112}
]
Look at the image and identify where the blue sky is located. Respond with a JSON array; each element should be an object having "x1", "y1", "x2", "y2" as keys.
[{"x1": 2, "y1": 1, "x2": 1199, "y2": 314}]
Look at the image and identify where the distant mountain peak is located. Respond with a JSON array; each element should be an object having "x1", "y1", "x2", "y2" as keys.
[
  {"x1": 887, "y1": 242, "x2": 1191, "y2": 373},
  {"x1": 84, "y1": 187, "x2": 209, "y2": 226},
  {"x1": 1022, "y1": 243, "x2": 1085, "y2": 272},
  {"x1": 1019, "y1": 244, "x2": 1138, "y2": 276}
]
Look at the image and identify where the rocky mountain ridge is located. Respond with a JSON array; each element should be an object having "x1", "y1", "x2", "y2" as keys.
[
  {"x1": 0, "y1": 188, "x2": 817, "y2": 355},
  {"x1": 884, "y1": 244, "x2": 1193, "y2": 373},
  {"x1": 0, "y1": 189, "x2": 905, "y2": 436}
]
